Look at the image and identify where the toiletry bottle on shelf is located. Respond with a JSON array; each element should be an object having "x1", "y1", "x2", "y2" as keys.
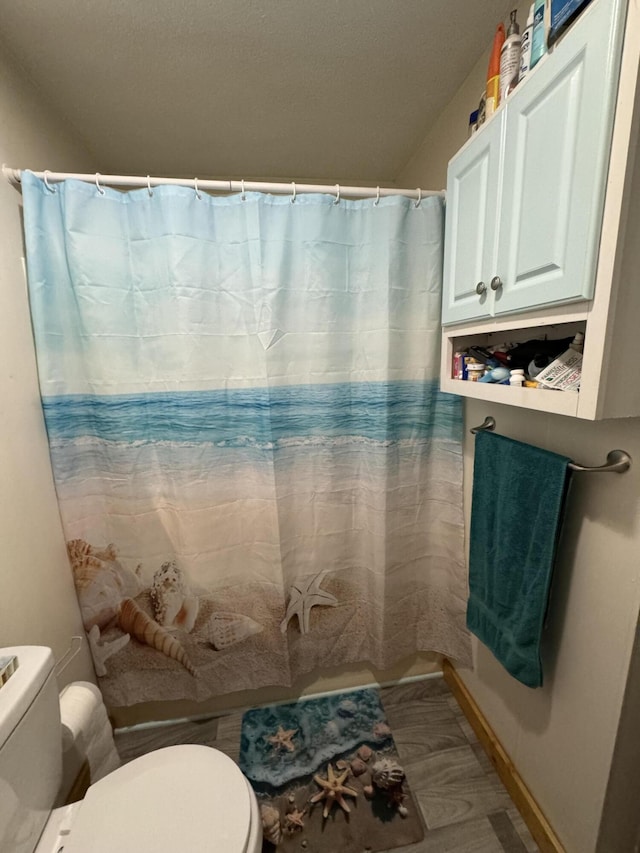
[
  {"x1": 510, "y1": 369, "x2": 525, "y2": 386},
  {"x1": 519, "y1": 4, "x2": 534, "y2": 82},
  {"x1": 570, "y1": 331, "x2": 585, "y2": 352},
  {"x1": 530, "y1": 0, "x2": 547, "y2": 69},
  {"x1": 467, "y1": 360, "x2": 486, "y2": 382},
  {"x1": 453, "y1": 351, "x2": 465, "y2": 379},
  {"x1": 500, "y1": 10, "x2": 521, "y2": 101},
  {"x1": 485, "y1": 23, "x2": 506, "y2": 118}
]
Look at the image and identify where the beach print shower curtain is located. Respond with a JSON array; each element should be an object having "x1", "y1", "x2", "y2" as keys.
[{"x1": 22, "y1": 171, "x2": 470, "y2": 708}]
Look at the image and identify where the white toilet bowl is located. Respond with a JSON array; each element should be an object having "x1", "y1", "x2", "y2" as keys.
[{"x1": 55, "y1": 744, "x2": 263, "y2": 853}]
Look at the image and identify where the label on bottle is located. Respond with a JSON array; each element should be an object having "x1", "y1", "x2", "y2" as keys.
[
  {"x1": 519, "y1": 26, "x2": 533, "y2": 80},
  {"x1": 530, "y1": 4, "x2": 547, "y2": 67},
  {"x1": 485, "y1": 75, "x2": 500, "y2": 117},
  {"x1": 500, "y1": 39, "x2": 522, "y2": 101}
]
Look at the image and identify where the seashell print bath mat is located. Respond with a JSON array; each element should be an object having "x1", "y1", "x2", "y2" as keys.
[{"x1": 239, "y1": 687, "x2": 425, "y2": 852}]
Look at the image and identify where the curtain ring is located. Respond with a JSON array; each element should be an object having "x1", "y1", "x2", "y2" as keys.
[
  {"x1": 291, "y1": 182, "x2": 296, "y2": 203},
  {"x1": 241, "y1": 179, "x2": 246, "y2": 201},
  {"x1": 414, "y1": 187, "x2": 422, "y2": 208},
  {"x1": 95, "y1": 173, "x2": 106, "y2": 196},
  {"x1": 194, "y1": 178, "x2": 202, "y2": 200},
  {"x1": 43, "y1": 170, "x2": 57, "y2": 193},
  {"x1": 146, "y1": 175, "x2": 153, "y2": 197},
  {"x1": 374, "y1": 186, "x2": 380, "y2": 206},
  {"x1": 334, "y1": 184, "x2": 341, "y2": 205}
]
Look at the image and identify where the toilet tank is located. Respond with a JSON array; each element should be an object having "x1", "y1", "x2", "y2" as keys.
[{"x1": 0, "y1": 647, "x2": 62, "y2": 853}]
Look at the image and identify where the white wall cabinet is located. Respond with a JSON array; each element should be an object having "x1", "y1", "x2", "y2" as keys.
[
  {"x1": 442, "y1": 0, "x2": 625, "y2": 326},
  {"x1": 442, "y1": 111, "x2": 504, "y2": 325},
  {"x1": 440, "y1": 0, "x2": 640, "y2": 420}
]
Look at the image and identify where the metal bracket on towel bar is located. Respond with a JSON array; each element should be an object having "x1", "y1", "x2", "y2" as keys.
[
  {"x1": 469, "y1": 417, "x2": 632, "y2": 473},
  {"x1": 470, "y1": 417, "x2": 496, "y2": 434}
]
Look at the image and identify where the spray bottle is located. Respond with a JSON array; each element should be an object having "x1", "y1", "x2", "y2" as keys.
[
  {"x1": 500, "y1": 10, "x2": 521, "y2": 101},
  {"x1": 485, "y1": 23, "x2": 506, "y2": 119}
]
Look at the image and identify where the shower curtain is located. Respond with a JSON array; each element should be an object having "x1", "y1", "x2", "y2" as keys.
[{"x1": 22, "y1": 171, "x2": 470, "y2": 707}]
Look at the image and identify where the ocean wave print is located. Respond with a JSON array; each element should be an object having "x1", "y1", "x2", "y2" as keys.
[{"x1": 42, "y1": 380, "x2": 462, "y2": 447}]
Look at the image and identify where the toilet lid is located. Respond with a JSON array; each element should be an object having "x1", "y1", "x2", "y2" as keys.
[{"x1": 63, "y1": 744, "x2": 253, "y2": 853}]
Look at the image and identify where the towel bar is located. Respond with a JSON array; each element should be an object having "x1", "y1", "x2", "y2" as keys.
[{"x1": 470, "y1": 417, "x2": 632, "y2": 473}]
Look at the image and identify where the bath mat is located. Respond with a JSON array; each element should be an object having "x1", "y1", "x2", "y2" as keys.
[{"x1": 239, "y1": 687, "x2": 425, "y2": 852}]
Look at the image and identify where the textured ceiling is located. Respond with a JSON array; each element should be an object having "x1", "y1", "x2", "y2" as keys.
[{"x1": 0, "y1": 0, "x2": 511, "y2": 183}]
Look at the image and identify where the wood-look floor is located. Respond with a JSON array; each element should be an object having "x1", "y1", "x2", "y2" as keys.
[{"x1": 114, "y1": 677, "x2": 539, "y2": 853}]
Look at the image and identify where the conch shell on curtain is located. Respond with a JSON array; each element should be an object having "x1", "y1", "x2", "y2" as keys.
[
  {"x1": 67, "y1": 538, "x2": 142, "y2": 631},
  {"x1": 118, "y1": 597, "x2": 198, "y2": 677}
]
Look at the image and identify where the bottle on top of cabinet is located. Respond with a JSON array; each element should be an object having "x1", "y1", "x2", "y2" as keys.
[
  {"x1": 500, "y1": 10, "x2": 522, "y2": 100},
  {"x1": 530, "y1": 0, "x2": 548, "y2": 68},
  {"x1": 485, "y1": 23, "x2": 506, "y2": 118},
  {"x1": 519, "y1": 4, "x2": 535, "y2": 82}
]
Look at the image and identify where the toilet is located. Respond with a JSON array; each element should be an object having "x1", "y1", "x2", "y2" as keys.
[{"x1": 0, "y1": 646, "x2": 262, "y2": 853}]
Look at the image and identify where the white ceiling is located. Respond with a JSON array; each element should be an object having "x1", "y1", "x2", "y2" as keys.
[{"x1": 0, "y1": 0, "x2": 511, "y2": 183}]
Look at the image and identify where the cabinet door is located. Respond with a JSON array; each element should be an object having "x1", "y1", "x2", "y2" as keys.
[
  {"x1": 493, "y1": 0, "x2": 625, "y2": 316},
  {"x1": 442, "y1": 110, "x2": 504, "y2": 325}
]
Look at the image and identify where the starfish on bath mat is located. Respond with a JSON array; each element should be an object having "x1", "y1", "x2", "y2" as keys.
[
  {"x1": 310, "y1": 762, "x2": 358, "y2": 818},
  {"x1": 280, "y1": 570, "x2": 338, "y2": 634},
  {"x1": 284, "y1": 807, "x2": 306, "y2": 831},
  {"x1": 267, "y1": 725, "x2": 298, "y2": 752}
]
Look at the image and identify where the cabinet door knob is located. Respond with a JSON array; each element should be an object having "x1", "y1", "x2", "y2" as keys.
[
  {"x1": 490, "y1": 276, "x2": 503, "y2": 291},
  {"x1": 475, "y1": 281, "x2": 487, "y2": 295}
]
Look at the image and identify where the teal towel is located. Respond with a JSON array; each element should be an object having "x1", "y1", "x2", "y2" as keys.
[{"x1": 467, "y1": 431, "x2": 571, "y2": 688}]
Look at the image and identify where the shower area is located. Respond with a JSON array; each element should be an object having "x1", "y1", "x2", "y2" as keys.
[{"x1": 18, "y1": 169, "x2": 470, "y2": 711}]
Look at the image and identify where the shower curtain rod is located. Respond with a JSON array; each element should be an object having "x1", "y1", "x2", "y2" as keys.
[{"x1": 2, "y1": 166, "x2": 444, "y2": 202}]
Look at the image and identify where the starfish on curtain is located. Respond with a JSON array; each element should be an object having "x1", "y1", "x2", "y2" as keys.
[
  {"x1": 87, "y1": 625, "x2": 130, "y2": 677},
  {"x1": 280, "y1": 570, "x2": 338, "y2": 634}
]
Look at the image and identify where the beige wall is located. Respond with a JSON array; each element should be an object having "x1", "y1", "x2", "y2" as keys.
[
  {"x1": 398, "y1": 17, "x2": 640, "y2": 853},
  {"x1": 0, "y1": 45, "x2": 96, "y2": 685}
]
